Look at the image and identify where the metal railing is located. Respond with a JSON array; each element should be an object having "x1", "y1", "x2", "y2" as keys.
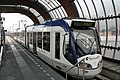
[
  {"x1": 0, "y1": 46, "x2": 3, "y2": 66},
  {"x1": 65, "y1": 58, "x2": 85, "y2": 80}
]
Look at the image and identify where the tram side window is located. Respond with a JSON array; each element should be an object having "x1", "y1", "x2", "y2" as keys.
[
  {"x1": 37, "y1": 32, "x2": 42, "y2": 48},
  {"x1": 43, "y1": 32, "x2": 50, "y2": 52},
  {"x1": 27, "y1": 33, "x2": 29, "y2": 43},
  {"x1": 30, "y1": 33, "x2": 32, "y2": 44},
  {"x1": 20, "y1": 31, "x2": 25, "y2": 41},
  {"x1": 55, "y1": 33, "x2": 60, "y2": 59},
  {"x1": 27, "y1": 32, "x2": 29, "y2": 44}
]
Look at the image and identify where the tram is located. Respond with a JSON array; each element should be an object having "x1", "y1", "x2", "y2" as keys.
[{"x1": 15, "y1": 19, "x2": 102, "y2": 79}]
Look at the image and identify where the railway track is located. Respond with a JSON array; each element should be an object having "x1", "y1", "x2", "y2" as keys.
[{"x1": 93, "y1": 75, "x2": 111, "y2": 80}]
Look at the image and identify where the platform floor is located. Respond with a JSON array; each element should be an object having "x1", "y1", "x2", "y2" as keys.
[{"x1": 0, "y1": 36, "x2": 65, "y2": 80}]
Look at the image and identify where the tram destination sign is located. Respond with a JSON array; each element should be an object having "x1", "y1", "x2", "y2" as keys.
[{"x1": 71, "y1": 21, "x2": 95, "y2": 29}]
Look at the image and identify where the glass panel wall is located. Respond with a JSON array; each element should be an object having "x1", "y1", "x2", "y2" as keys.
[
  {"x1": 38, "y1": 0, "x2": 68, "y2": 19},
  {"x1": 74, "y1": 0, "x2": 120, "y2": 60}
]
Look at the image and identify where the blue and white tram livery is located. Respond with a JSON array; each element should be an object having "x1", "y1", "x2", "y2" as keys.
[{"x1": 19, "y1": 19, "x2": 102, "y2": 79}]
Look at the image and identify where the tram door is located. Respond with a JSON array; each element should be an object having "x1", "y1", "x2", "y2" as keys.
[
  {"x1": 53, "y1": 32, "x2": 62, "y2": 69},
  {"x1": 33, "y1": 32, "x2": 37, "y2": 54},
  {"x1": 55, "y1": 32, "x2": 60, "y2": 60}
]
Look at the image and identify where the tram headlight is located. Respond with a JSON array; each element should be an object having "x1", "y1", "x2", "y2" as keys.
[
  {"x1": 97, "y1": 60, "x2": 102, "y2": 67},
  {"x1": 79, "y1": 63, "x2": 92, "y2": 70}
]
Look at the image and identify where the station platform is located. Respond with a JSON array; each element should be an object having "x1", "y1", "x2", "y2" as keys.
[{"x1": 0, "y1": 36, "x2": 65, "y2": 80}]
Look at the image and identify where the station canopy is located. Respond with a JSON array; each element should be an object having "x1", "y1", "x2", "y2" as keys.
[{"x1": 0, "y1": 0, "x2": 120, "y2": 24}]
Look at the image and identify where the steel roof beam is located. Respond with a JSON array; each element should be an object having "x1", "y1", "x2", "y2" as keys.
[
  {"x1": 58, "y1": 0, "x2": 79, "y2": 17},
  {"x1": 0, "y1": 6, "x2": 39, "y2": 24},
  {"x1": 0, "y1": 0, "x2": 51, "y2": 20}
]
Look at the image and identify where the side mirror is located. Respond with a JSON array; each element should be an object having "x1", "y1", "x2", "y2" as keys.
[{"x1": 65, "y1": 33, "x2": 69, "y2": 42}]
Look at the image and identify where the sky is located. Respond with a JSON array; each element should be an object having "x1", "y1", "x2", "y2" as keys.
[{"x1": 1, "y1": 13, "x2": 34, "y2": 32}]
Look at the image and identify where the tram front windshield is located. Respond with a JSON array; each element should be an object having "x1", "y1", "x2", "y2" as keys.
[{"x1": 73, "y1": 28, "x2": 100, "y2": 58}]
